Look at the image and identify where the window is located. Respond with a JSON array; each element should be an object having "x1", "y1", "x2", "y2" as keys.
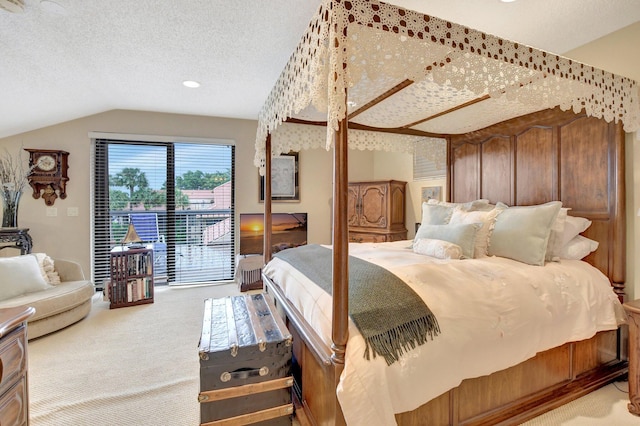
[
  {"x1": 91, "y1": 137, "x2": 234, "y2": 288},
  {"x1": 413, "y1": 138, "x2": 447, "y2": 180}
]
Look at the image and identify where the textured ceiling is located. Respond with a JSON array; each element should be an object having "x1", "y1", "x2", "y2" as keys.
[{"x1": 0, "y1": 0, "x2": 639, "y2": 139}]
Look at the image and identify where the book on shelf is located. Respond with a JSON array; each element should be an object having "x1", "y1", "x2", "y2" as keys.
[
  {"x1": 124, "y1": 252, "x2": 152, "y2": 276},
  {"x1": 125, "y1": 278, "x2": 152, "y2": 302}
]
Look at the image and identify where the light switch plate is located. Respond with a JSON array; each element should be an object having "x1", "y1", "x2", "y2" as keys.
[{"x1": 46, "y1": 207, "x2": 57, "y2": 217}]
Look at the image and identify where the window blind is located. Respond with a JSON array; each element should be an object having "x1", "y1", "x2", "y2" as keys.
[
  {"x1": 413, "y1": 140, "x2": 446, "y2": 180},
  {"x1": 91, "y1": 138, "x2": 235, "y2": 288},
  {"x1": 413, "y1": 155, "x2": 446, "y2": 180}
]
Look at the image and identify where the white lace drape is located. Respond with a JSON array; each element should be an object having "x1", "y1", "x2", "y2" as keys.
[
  {"x1": 255, "y1": 0, "x2": 640, "y2": 171},
  {"x1": 254, "y1": 123, "x2": 446, "y2": 173}
]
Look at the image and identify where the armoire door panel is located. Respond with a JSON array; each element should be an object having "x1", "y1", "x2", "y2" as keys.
[
  {"x1": 360, "y1": 184, "x2": 387, "y2": 228},
  {"x1": 347, "y1": 186, "x2": 360, "y2": 227},
  {"x1": 390, "y1": 186, "x2": 405, "y2": 227}
]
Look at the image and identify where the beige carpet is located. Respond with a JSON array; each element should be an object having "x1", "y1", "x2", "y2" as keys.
[
  {"x1": 27, "y1": 283, "x2": 639, "y2": 425},
  {"x1": 28, "y1": 283, "x2": 241, "y2": 426},
  {"x1": 521, "y1": 380, "x2": 637, "y2": 425}
]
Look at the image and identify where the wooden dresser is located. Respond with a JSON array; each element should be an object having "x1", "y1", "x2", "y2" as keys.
[
  {"x1": 0, "y1": 306, "x2": 35, "y2": 426},
  {"x1": 347, "y1": 180, "x2": 407, "y2": 243}
]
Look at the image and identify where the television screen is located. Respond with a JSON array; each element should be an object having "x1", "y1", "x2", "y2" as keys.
[{"x1": 239, "y1": 213, "x2": 307, "y2": 255}]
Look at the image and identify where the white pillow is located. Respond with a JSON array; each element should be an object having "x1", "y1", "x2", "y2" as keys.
[
  {"x1": 488, "y1": 201, "x2": 562, "y2": 266},
  {"x1": 414, "y1": 223, "x2": 481, "y2": 259},
  {"x1": 420, "y1": 202, "x2": 453, "y2": 226},
  {"x1": 0, "y1": 255, "x2": 52, "y2": 302},
  {"x1": 32, "y1": 253, "x2": 62, "y2": 285},
  {"x1": 559, "y1": 235, "x2": 599, "y2": 260},
  {"x1": 412, "y1": 238, "x2": 463, "y2": 260},
  {"x1": 449, "y1": 206, "x2": 502, "y2": 258},
  {"x1": 560, "y1": 216, "x2": 592, "y2": 247},
  {"x1": 545, "y1": 207, "x2": 570, "y2": 262}
]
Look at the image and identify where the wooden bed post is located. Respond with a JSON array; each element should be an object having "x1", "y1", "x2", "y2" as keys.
[
  {"x1": 445, "y1": 137, "x2": 452, "y2": 202},
  {"x1": 332, "y1": 117, "x2": 349, "y2": 364},
  {"x1": 332, "y1": 115, "x2": 349, "y2": 426},
  {"x1": 263, "y1": 133, "x2": 273, "y2": 263},
  {"x1": 611, "y1": 122, "x2": 626, "y2": 300}
]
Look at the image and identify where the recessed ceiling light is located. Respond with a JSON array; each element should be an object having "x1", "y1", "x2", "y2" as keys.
[
  {"x1": 183, "y1": 80, "x2": 200, "y2": 88},
  {"x1": 500, "y1": 0, "x2": 517, "y2": 3}
]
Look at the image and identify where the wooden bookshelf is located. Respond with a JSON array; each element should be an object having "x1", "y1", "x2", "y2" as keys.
[{"x1": 109, "y1": 247, "x2": 154, "y2": 309}]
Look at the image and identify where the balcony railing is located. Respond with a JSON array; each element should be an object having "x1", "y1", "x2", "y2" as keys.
[{"x1": 110, "y1": 209, "x2": 234, "y2": 284}]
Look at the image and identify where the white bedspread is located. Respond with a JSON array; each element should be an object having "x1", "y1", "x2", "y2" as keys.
[{"x1": 263, "y1": 241, "x2": 626, "y2": 426}]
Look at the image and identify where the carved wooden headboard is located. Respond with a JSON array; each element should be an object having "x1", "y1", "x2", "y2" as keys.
[{"x1": 449, "y1": 107, "x2": 626, "y2": 299}]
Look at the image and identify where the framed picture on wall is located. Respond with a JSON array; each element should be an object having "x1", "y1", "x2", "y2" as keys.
[
  {"x1": 421, "y1": 186, "x2": 442, "y2": 203},
  {"x1": 259, "y1": 152, "x2": 300, "y2": 202}
]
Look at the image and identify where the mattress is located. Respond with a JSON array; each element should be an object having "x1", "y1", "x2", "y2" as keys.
[{"x1": 263, "y1": 240, "x2": 626, "y2": 426}]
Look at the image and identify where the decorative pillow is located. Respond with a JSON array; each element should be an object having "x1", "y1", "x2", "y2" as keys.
[
  {"x1": 414, "y1": 223, "x2": 481, "y2": 259},
  {"x1": 559, "y1": 235, "x2": 599, "y2": 260},
  {"x1": 545, "y1": 207, "x2": 570, "y2": 262},
  {"x1": 33, "y1": 253, "x2": 62, "y2": 285},
  {"x1": 472, "y1": 203, "x2": 498, "y2": 212},
  {"x1": 412, "y1": 238, "x2": 463, "y2": 260},
  {"x1": 488, "y1": 201, "x2": 562, "y2": 266},
  {"x1": 427, "y1": 198, "x2": 490, "y2": 212},
  {"x1": 449, "y1": 206, "x2": 503, "y2": 258},
  {"x1": 560, "y1": 216, "x2": 592, "y2": 247},
  {"x1": 420, "y1": 202, "x2": 453, "y2": 226},
  {"x1": 0, "y1": 255, "x2": 52, "y2": 302}
]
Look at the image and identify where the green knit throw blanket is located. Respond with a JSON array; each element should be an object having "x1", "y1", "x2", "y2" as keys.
[{"x1": 274, "y1": 244, "x2": 440, "y2": 365}]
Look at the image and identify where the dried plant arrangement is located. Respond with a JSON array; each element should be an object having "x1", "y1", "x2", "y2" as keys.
[
  {"x1": 0, "y1": 147, "x2": 32, "y2": 227},
  {"x1": 0, "y1": 147, "x2": 30, "y2": 192}
]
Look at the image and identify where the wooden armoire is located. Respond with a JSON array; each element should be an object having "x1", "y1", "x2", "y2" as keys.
[{"x1": 347, "y1": 180, "x2": 407, "y2": 243}]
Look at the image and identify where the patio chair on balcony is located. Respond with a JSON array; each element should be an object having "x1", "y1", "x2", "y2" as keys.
[{"x1": 129, "y1": 213, "x2": 167, "y2": 277}]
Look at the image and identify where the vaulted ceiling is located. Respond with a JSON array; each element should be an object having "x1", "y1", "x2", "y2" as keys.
[{"x1": 1, "y1": 0, "x2": 639, "y2": 139}]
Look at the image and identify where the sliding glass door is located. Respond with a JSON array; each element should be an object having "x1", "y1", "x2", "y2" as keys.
[{"x1": 92, "y1": 138, "x2": 234, "y2": 288}]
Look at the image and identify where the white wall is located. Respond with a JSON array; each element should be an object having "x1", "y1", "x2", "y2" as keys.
[
  {"x1": 371, "y1": 150, "x2": 446, "y2": 239},
  {"x1": 564, "y1": 22, "x2": 640, "y2": 300},
  {"x1": 0, "y1": 111, "x2": 257, "y2": 276},
  {"x1": 295, "y1": 145, "x2": 375, "y2": 245},
  {"x1": 626, "y1": 131, "x2": 639, "y2": 300},
  {"x1": 0, "y1": 110, "x2": 378, "y2": 279}
]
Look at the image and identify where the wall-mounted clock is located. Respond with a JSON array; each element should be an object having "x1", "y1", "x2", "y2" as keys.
[{"x1": 24, "y1": 149, "x2": 70, "y2": 206}]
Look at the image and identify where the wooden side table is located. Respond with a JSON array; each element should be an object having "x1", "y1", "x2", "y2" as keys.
[
  {"x1": 624, "y1": 299, "x2": 640, "y2": 415},
  {"x1": 0, "y1": 305, "x2": 35, "y2": 426}
]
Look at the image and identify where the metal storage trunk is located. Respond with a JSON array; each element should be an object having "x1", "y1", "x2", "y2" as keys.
[{"x1": 199, "y1": 293, "x2": 293, "y2": 425}]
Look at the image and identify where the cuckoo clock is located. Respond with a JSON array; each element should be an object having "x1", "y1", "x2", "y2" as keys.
[{"x1": 24, "y1": 149, "x2": 70, "y2": 206}]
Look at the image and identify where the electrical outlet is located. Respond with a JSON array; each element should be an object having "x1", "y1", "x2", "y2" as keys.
[
  {"x1": 67, "y1": 207, "x2": 79, "y2": 216},
  {"x1": 46, "y1": 207, "x2": 58, "y2": 217}
]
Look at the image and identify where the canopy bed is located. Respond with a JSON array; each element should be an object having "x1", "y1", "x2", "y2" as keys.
[{"x1": 253, "y1": 1, "x2": 640, "y2": 425}]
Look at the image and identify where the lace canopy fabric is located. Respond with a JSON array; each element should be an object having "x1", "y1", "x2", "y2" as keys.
[
  {"x1": 255, "y1": 0, "x2": 640, "y2": 172},
  {"x1": 262, "y1": 122, "x2": 446, "y2": 171}
]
